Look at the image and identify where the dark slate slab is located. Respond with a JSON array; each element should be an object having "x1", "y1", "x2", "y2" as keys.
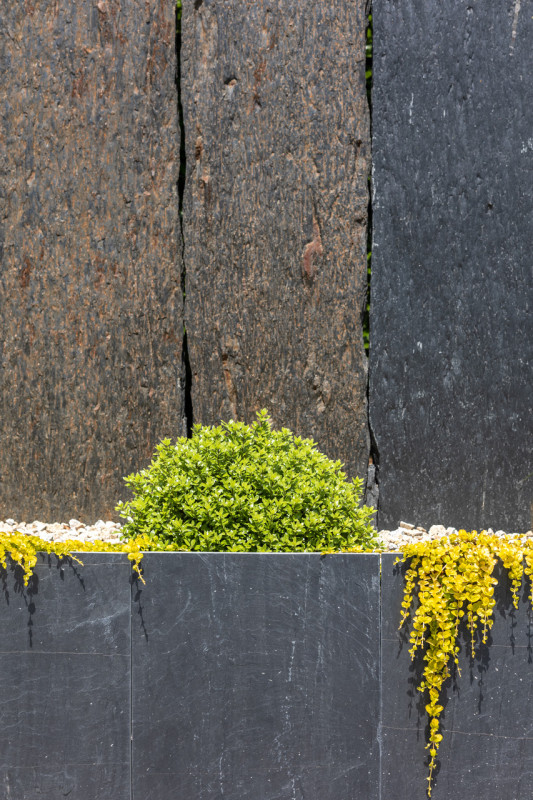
[
  {"x1": 0, "y1": 553, "x2": 131, "y2": 800},
  {"x1": 0, "y1": 0, "x2": 183, "y2": 522},
  {"x1": 182, "y1": 0, "x2": 371, "y2": 480},
  {"x1": 381, "y1": 553, "x2": 533, "y2": 800},
  {"x1": 131, "y1": 553, "x2": 380, "y2": 800},
  {"x1": 371, "y1": 0, "x2": 533, "y2": 530}
]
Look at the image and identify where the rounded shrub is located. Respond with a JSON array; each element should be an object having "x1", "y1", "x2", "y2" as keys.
[{"x1": 117, "y1": 410, "x2": 378, "y2": 552}]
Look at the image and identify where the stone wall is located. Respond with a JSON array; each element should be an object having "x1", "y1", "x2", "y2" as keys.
[
  {"x1": 0, "y1": 0, "x2": 531, "y2": 530},
  {"x1": 3, "y1": 552, "x2": 533, "y2": 799},
  {"x1": 181, "y1": 0, "x2": 371, "y2": 480},
  {"x1": 0, "y1": 0, "x2": 184, "y2": 521},
  {"x1": 371, "y1": 0, "x2": 532, "y2": 530}
]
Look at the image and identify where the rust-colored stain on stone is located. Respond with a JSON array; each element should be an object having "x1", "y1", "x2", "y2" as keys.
[{"x1": 302, "y1": 216, "x2": 324, "y2": 284}]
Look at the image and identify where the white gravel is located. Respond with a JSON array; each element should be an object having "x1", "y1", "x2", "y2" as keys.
[
  {"x1": 1, "y1": 518, "x2": 531, "y2": 550},
  {"x1": 0, "y1": 518, "x2": 124, "y2": 544},
  {"x1": 377, "y1": 522, "x2": 533, "y2": 551}
]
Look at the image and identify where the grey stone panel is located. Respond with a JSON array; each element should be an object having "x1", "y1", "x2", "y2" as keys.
[
  {"x1": 0, "y1": 0, "x2": 183, "y2": 522},
  {"x1": 381, "y1": 553, "x2": 533, "y2": 799},
  {"x1": 371, "y1": 0, "x2": 533, "y2": 530},
  {"x1": 131, "y1": 553, "x2": 380, "y2": 800},
  {"x1": 182, "y1": 0, "x2": 370, "y2": 480},
  {"x1": 0, "y1": 553, "x2": 131, "y2": 800}
]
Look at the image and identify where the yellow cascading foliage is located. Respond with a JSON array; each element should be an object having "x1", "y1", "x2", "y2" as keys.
[
  {"x1": 0, "y1": 531, "x2": 154, "y2": 585},
  {"x1": 397, "y1": 530, "x2": 533, "y2": 797}
]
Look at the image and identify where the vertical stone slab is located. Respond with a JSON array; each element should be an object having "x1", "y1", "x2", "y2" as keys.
[
  {"x1": 131, "y1": 553, "x2": 380, "y2": 800},
  {"x1": 182, "y1": 0, "x2": 370, "y2": 478},
  {"x1": 0, "y1": 1, "x2": 183, "y2": 522},
  {"x1": 0, "y1": 553, "x2": 131, "y2": 798},
  {"x1": 371, "y1": 0, "x2": 533, "y2": 530},
  {"x1": 381, "y1": 553, "x2": 533, "y2": 799}
]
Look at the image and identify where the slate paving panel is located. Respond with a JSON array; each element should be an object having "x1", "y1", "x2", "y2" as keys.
[
  {"x1": 0, "y1": 554, "x2": 131, "y2": 800},
  {"x1": 371, "y1": 0, "x2": 533, "y2": 530},
  {"x1": 131, "y1": 553, "x2": 380, "y2": 800},
  {"x1": 0, "y1": 0, "x2": 183, "y2": 522},
  {"x1": 381, "y1": 553, "x2": 533, "y2": 800},
  {"x1": 181, "y1": 0, "x2": 371, "y2": 480}
]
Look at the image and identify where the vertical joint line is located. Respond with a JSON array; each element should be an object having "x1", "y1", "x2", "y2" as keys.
[
  {"x1": 364, "y1": 4, "x2": 380, "y2": 518},
  {"x1": 129, "y1": 578, "x2": 133, "y2": 800},
  {"x1": 176, "y1": 1, "x2": 193, "y2": 436},
  {"x1": 378, "y1": 554, "x2": 383, "y2": 800}
]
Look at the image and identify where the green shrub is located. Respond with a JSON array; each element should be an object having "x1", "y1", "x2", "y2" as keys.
[{"x1": 117, "y1": 411, "x2": 378, "y2": 552}]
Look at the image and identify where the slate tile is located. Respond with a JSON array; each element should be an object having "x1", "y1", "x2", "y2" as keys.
[
  {"x1": 132, "y1": 553, "x2": 380, "y2": 800},
  {"x1": 0, "y1": 554, "x2": 131, "y2": 800}
]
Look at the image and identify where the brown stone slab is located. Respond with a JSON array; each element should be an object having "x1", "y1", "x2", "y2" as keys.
[
  {"x1": 182, "y1": 0, "x2": 370, "y2": 478},
  {"x1": 0, "y1": 0, "x2": 183, "y2": 521}
]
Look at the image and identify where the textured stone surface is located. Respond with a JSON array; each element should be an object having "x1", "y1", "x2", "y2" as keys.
[
  {"x1": 0, "y1": 0, "x2": 183, "y2": 522},
  {"x1": 0, "y1": 553, "x2": 131, "y2": 799},
  {"x1": 381, "y1": 553, "x2": 533, "y2": 799},
  {"x1": 131, "y1": 553, "x2": 380, "y2": 800},
  {"x1": 371, "y1": 0, "x2": 533, "y2": 530},
  {"x1": 182, "y1": 0, "x2": 370, "y2": 479}
]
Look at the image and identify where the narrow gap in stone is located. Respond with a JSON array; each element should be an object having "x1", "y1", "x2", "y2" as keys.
[
  {"x1": 363, "y1": 4, "x2": 373, "y2": 358},
  {"x1": 364, "y1": 4, "x2": 380, "y2": 516},
  {"x1": 176, "y1": 0, "x2": 193, "y2": 436},
  {"x1": 182, "y1": 332, "x2": 193, "y2": 437}
]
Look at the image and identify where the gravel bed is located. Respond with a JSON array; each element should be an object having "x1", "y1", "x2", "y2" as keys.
[
  {"x1": 1, "y1": 518, "x2": 531, "y2": 550},
  {"x1": 0, "y1": 518, "x2": 123, "y2": 544},
  {"x1": 377, "y1": 522, "x2": 533, "y2": 551}
]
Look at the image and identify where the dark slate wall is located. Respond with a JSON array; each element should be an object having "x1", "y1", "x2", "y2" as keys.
[
  {"x1": 3, "y1": 551, "x2": 533, "y2": 798},
  {"x1": 181, "y1": 0, "x2": 371, "y2": 480},
  {"x1": 381, "y1": 553, "x2": 533, "y2": 800},
  {"x1": 0, "y1": 554, "x2": 131, "y2": 799},
  {"x1": 131, "y1": 553, "x2": 381, "y2": 800},
  {"x1": 371, "y1": 0, "x2": 533, "y2": 530},
  {"x1": 0, "y1": 0, "x2": 184, "y2": 523}
]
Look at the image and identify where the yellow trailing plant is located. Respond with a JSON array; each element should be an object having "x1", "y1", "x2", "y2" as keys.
[
  {"x1": 0, "y1": 531, "x2": 155, "y2": 585},
  {"x1": 397, "y1": 530, "x2": 533, "y2": 797},
  {"x1": 0, "y1": 530, "x2": 215, "y2": 586}
]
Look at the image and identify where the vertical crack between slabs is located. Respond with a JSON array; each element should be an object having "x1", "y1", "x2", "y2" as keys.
[
  {"x1": 176, "y1": 0, "x2": 193, "y2": 436},
  {"x1": 364, "y1": 2, "x2": 380, "y2": 519}
]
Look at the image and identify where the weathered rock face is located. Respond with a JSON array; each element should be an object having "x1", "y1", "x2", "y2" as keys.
[
  {"x1": 371, "y1": 0, "x2": 533, "y2": 530},
  {"x1": 182, "y1": 0, "x2": 370, "y2": 479},
  {"x1": 0, "y1": 1, "x2": 183, "y2": 521}
]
